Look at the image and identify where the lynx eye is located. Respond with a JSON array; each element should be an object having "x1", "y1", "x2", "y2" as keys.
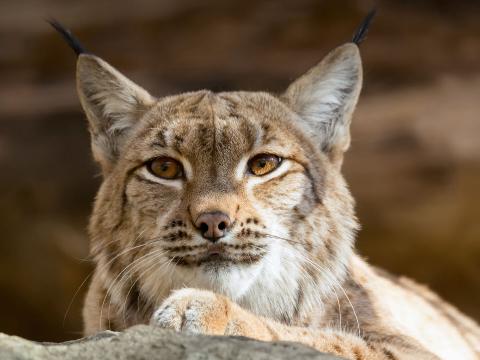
[
  {"x1": 248, "y1": 154, "x2": 282, "y2": 176},
  {"x1": 147, "y1": 157, "x2": 183, "y2": 180}
]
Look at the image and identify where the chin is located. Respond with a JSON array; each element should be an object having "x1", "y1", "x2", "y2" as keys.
[{"x1": 171, "y1": 257, "x2": 265, "y2": 301}]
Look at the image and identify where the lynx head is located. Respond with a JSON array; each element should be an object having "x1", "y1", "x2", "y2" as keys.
[{"x1": 52, "y1": 15, "x2": 366, "y2": 323}]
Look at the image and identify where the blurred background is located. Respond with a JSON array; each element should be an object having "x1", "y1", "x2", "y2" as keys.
[{"x1": 0, "y1": 0, "x2": 479, "y2": 342}]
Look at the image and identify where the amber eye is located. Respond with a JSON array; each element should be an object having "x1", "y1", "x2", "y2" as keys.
[
  {"x1": 248, "y1": 154, "x2": 282, "y2": 176},
  {"x1": 147, "y1": 157, "x2": 183, "y2": 179}
]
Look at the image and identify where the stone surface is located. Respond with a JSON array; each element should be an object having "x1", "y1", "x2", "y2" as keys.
[{"x1": 0, "y1": 325, "x2": 341, "y2": 360}]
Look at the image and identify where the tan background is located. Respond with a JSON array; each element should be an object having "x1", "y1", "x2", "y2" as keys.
[{"x1": 0, "y1": 0, "x2": 479, "y2": 342}]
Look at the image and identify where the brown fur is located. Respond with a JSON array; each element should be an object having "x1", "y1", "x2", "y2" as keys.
[{"x1": 72, "y1": 43, "x2": 480, "y2": 359}]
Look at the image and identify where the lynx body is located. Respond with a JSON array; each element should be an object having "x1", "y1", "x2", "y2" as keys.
[{"x1": 52, "y1": 19, "x2": 480, "y2": 360}]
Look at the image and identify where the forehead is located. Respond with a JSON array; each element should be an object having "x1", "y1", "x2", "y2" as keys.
[{"x1": 137, "y1": 91, "x2": 298, "y2": 162}]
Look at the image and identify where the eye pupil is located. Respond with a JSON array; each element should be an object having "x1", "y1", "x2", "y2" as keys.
[{"x1": 161, "y1": 163, "x2": 170, "y2": 172}]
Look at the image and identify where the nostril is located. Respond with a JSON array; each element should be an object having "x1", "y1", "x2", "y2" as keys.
[
  {"x1": 195, "y1": 212, "x2": 231, "y2": 240},
  {"x1": 200, "y1": 223, "x2": 209, "y2": 233}
]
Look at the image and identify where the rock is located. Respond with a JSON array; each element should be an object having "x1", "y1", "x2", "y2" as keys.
[{"x1": 0, "y1": 325, "x2": 341, "y2": 360}]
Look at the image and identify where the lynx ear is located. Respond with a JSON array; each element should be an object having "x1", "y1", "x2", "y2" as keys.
[
  {"x1": 76, "y1": 54, "x2": 155, "y2": 172},
  {"x1": 284, "y1": 44, "x2": 362, "y2": 164}
]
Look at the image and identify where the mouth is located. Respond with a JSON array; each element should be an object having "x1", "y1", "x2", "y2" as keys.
[
  {"x1": 199, "y1": 244, "x2": 233, "y2": 264},
  {"x1": 167, "y1": 242, "x2": 266, "y2": 267},
  {"x1": 205, "y1": 243, "x2": 224, "y2": 255},
  {"x1": 200, "y1": 253, "x2": 231, "y2": 264}
]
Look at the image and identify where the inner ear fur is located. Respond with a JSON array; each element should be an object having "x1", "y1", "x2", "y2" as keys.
[
  {"x1": 283, "y1": 43, "x2": 363, "y2": 165},
  {"x1": 76, "y1": 54, "x2": 156, "y2": 173}
]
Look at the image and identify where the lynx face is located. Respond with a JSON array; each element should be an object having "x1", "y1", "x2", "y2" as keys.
[{"x1": 82, "y1": 44, "x2": 362, "y2": 323}]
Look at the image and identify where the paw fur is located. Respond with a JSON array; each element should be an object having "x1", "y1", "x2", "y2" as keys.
[{"x1": 150, "y1": 288, "x2": 231, "y2": 335}]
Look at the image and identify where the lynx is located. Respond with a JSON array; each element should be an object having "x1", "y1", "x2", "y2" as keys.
[{"x1": 51, "y1": 13, "x2": 480, "y2": 360}]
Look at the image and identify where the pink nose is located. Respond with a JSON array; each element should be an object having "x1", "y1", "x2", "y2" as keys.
[{"x1": 195, "y1": 212, "x2": 231, "y2": 242}]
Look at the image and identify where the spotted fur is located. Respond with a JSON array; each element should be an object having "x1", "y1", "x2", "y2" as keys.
[{"x1": 73, "y1": 43, "x2": 480, "y2": 360}]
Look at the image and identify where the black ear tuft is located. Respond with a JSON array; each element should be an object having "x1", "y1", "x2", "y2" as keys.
[
  {"x1": 351, "y1": 8, "x2": 377, "y2": 45},
  {"x1": 47, "y1": 19, "x2": 87, "y2": 56}
]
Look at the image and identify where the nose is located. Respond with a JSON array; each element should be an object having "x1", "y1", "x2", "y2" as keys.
[{"x1": 194, "y1": 211, "x2": 232, "y2": 242}]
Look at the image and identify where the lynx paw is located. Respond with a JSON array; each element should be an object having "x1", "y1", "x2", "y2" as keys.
[{"x1": 150, "y1": 288, "x2": 232, "y2": 335}]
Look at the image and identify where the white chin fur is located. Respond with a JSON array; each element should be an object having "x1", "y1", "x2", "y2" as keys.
[{"x1": 170, "y1": 259, "x2": 265, "y2": 301}]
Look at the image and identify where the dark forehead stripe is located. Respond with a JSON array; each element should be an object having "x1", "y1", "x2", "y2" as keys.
[
  {"x1": 223, "y1": 93, "x2": 292, "y2": 148},
  {"x1": 213, "y1": 94, "x2": 265, "y2": 154},
  {"x1": 152, "y1": 128, "x2": 167, "y2": 148},
  {"x1": 196, "y1": 122, "x2": 215, "y2": 152},
  {"x1": 173, "y1": 94, "x2": 260, "y2": 154},
  {"x1": 213, "y1": 120, "x2": 257, "y2": 156},
  {"x1": 143, "y1": 91, "x2": 296, "y2": 168},
  {"x1": 261, "y1": 123, "x2": 278, "y2": 145},
  {"x1": 141, "y1": 91, "x2": 209, "y2": 145},
  {"x1": 224, "y1": 98, "x2": 240, "y2": 119},
  {"x1": 170, "y1": 91, "x2": 212, "y2": 120},
  {"x1": 238, "y1": 118, "x2": 258, "y2": 153}
]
